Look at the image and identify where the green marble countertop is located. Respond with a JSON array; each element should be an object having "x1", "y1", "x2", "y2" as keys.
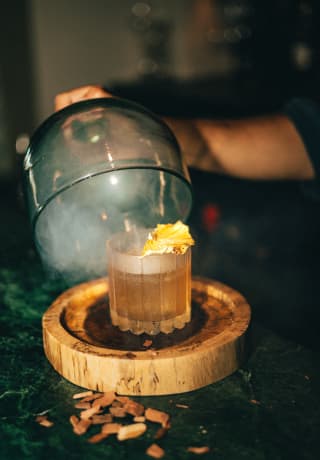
[{"x1": 1, "y1": 183, "x2": 320, "y2": 460}]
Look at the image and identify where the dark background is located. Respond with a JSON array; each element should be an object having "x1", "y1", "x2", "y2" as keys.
[{"x1": 2, "y1": 0, "x2": 320, "y2": 169}]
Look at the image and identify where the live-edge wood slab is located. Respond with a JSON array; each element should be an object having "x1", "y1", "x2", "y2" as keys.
[{"x1": 42, "y1": 277, "x2": 251, "y2": 395}]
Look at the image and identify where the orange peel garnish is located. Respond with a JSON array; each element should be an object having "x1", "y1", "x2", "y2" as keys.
[{"x1": 141, "y1": 221, "x2": 195, "y2": 256}]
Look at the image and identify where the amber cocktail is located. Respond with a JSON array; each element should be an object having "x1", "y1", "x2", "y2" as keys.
[{"x1": 107, "y1": 229, "x2": 192, "y2": 335}]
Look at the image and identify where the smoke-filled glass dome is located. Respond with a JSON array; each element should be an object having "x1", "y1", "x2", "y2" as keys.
[{"x1": 23, "y1": 97, "x2": 193, "y2": 284}]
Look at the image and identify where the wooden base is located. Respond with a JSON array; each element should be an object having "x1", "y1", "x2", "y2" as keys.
[{"x1": 42, "y1": 277, "x2": 251, "y2": 395}]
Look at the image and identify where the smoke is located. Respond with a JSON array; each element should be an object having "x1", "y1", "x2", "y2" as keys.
[{"x1": 34, "y1": 169, "x2": 192, "y2": 286}]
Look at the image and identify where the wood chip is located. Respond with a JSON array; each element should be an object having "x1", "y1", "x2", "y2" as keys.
[
  {"x1": 143, "y1": 339, "x2": 153, "y2": 347},
  {"x1": 176, "y1": 404, "x2": 189, "y2": 409},
  {"x1": 38, "y1": 419, "x2": 54, "y2": 428},
  {"x1": 69, "y1": 415, "x2": 80, "y2": 429},
  {"x1": 154, "y1": 426, "x2": 169, "y2": 440},
  {"x1": 35, "y1": 415, "x2": 54, "y2": 428},
  {"x1": 73, "y1": 419, "x2": 92, "y2": 435},
  {"x1": 72, "y1": 390, "x2": 93, "y2": 399},
  {"x1": 187, "y1": 446, "x2": 210, "y2": 454},
  {"x1": 112, "y1": 400, "x2": 124, "y2": 408},
  {"x1": 74, "y1": 402, "x2": 91, "y2": 410},
  {"x1": 81, "y1": 393, "x2": 104, "y2": 403},
  {"x1": 109, "y1": 406, "x2": 127, "y2": 418},
  {"x1": 92, "y1": 391, "x2": 115, "y2": 408},
  {"x1": 117, "y1": 423, "x2": 147, "y2": 441},
  {"x1": 146, "y1": 443, "x2": 165, "y2": 458},
  {"x1": 91, "y1": 413, "x2": 113, "y2": 424},
  {"x1": 101, "y1": 422, "x2": 122, "y2": 434},
  {"x1": 87, "y1": 432, "x2": 110, "y2": 444},
  {"x1": 133, "y1": 416, "x2": 146, "y2": 423},
  {"x1": 115, "y1": 396, "x2": 130, "y2": 405},
  {"x1": 145, "y1": 408, "x2": 170, "y2": 428},
  {"x1": 124, "y1": 400, "x2": 145, "y2": 417},
  {"x1": 80, "y1": 405, "x2": 101, "y2": 420}
]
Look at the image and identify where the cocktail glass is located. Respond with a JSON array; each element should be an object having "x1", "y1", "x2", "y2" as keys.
[{"x1": 107, "y1": 229, "x2": 191, "y2": 335}]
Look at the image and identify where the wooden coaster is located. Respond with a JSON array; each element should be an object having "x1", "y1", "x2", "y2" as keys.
[{"x1": 43, "y1": 277, "x2": 251, "y2": 395}]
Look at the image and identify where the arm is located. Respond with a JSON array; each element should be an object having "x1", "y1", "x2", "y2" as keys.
[
  {"x1": 54, "y1": 86, "x2": 315, "y2": 181},
  {"x1": 164, "y1": 114, "x2": 315, "y2": 180}
]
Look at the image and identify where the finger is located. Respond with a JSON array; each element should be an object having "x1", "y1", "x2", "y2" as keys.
[
  {"x1": 84, "y1": 86, "x2": 112, "y2": 99},
  {"x1": 54, "y1": 85, "x2": 111, "y2": 111},
  {"x1": 54, "y1": 92, "x2": 73, "y2": 111},
  {"x1": 54, "y1": 85, "x2": 104, "y2": 110}
]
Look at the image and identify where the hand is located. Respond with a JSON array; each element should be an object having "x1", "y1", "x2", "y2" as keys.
[{"x1": 54, "y1": 85, "x2": 112, "y2": 111}]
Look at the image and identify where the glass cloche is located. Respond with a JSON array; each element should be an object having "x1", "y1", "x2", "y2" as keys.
[{"x1": 23, "y1": 97, "x2": 193, "y2": 284}]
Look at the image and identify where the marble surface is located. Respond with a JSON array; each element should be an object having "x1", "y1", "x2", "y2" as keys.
[{"x1": 0, "y1": 172, "x2": 319, "y2": 460}]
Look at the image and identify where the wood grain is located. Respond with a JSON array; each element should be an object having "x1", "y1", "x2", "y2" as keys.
[{"x1": 42, "y1": 277, "x2": 251, "y2": 395}]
